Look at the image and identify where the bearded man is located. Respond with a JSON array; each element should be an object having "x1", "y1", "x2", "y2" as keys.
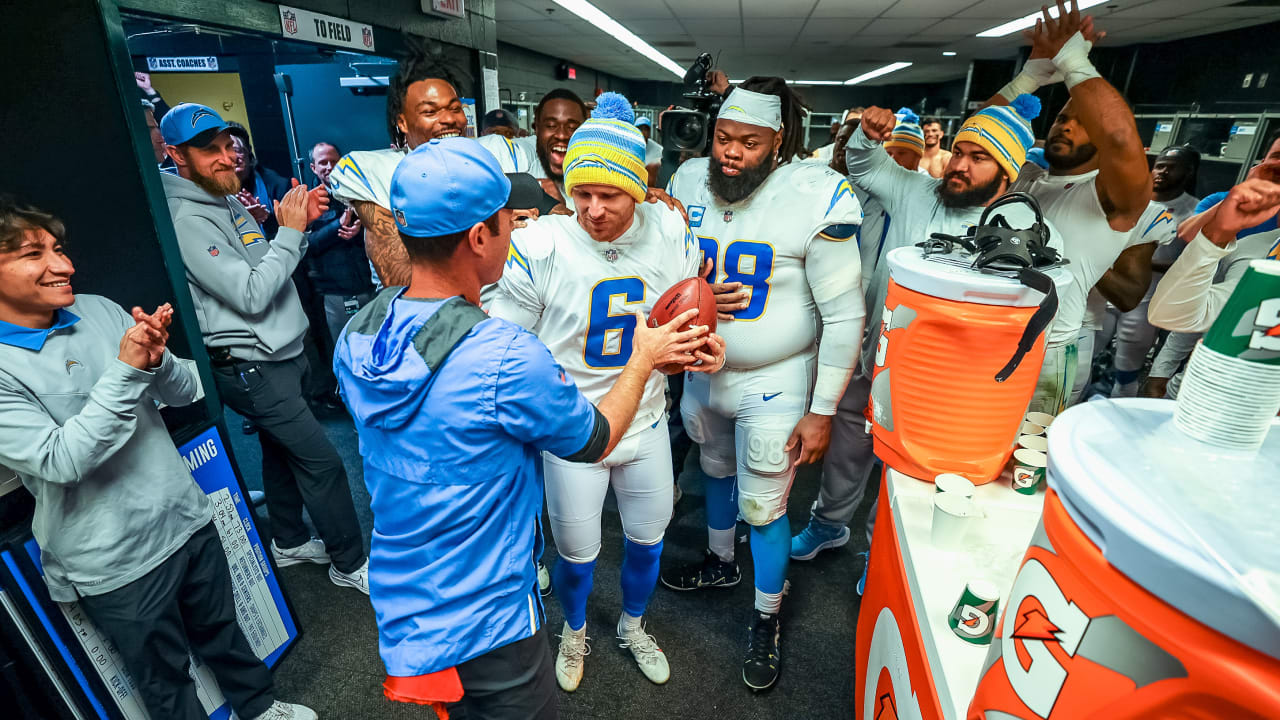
[{"x1": 159, "y1": 103, "x2": 373, "y2": 595}]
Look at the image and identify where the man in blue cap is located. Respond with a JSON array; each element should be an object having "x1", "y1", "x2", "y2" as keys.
[
  {"x1": 158, "y1": 103, "x2": 373, "y2": 595},
  {"x1": 634, "y1": 115, "x2": 663, "y2": 186},
  {"x1": 334, "y1": 137, "x2": 711, "y2": 718}
]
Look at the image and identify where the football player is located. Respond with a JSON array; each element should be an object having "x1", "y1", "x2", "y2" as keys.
[
  {"x1": 660, "y1": 79, "x2": 865, "y2": 691},
  {"x1": 327, "y1": 42, "x2": 537, "y2": 289},
  {"x1": 489, "y1": 94, "x2": 726, "y2": 693}
]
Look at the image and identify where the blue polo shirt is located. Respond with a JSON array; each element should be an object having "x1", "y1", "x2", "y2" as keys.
[{"x1": 334, "y1": 289, "x2": 603, "y2": 675}]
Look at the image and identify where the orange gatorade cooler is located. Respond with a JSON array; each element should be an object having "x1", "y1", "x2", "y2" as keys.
[
  {"x1": 969, "y1": 398, "x2": 1280, "y2": 719},
  {"x1": 869, "y1": 241, "x2": 1072, "y2": 484}
]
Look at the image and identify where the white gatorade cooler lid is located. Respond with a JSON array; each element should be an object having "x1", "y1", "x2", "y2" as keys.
[
  {"x1": 886, "y1": 245, "x2": 1073, "y2": 307},
  {"x1": 1048, "y1": 397, "x2": 1280, "y2": 660}
]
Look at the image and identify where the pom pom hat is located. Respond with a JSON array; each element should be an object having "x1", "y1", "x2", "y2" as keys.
[
  {"x1": 562, "y1": 91, "x2": 648, "y2": 203},
  {"x1": 952, "y1": 93, "x2": 1041, "y2": 182},
  {"x1": 885, "y1": 107, "x2": 925, "y2": 157}
]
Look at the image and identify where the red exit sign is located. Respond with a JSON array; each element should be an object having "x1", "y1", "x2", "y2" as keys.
[{"x1": 424, "y1": 0, "x2": 465, "y2": 19}]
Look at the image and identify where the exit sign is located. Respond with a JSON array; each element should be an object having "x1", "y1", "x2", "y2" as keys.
[{"x1": 424, "y1": 0, "x2": 465, "y2": 19}]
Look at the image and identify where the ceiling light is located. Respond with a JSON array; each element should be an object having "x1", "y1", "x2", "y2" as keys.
[
  {"x1": 976, "y1": 0, "x2": 1110, "y2": 38},
  {"x1": 845, "y1": 62, "x2": 913, "y2": 85},
  {"x1": 551, "y1": 0, "x2": 684, "y2": 78},
  {"x1": 942, "y1": 51, "x2": 957, "y2": 56}
]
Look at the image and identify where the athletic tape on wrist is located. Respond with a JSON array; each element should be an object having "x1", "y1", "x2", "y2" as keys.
[{"x1": 1053, "y1": 32, "x2": 1102, "y2": 90}]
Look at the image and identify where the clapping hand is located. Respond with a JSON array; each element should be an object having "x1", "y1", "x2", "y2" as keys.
[
  {"x1": 236, "y1": 190, "x2": 271, "y2": 224},
  {"x1": 338, "y1": 207, "x2": 362, "y2": 239},
  {"x1": 119, "y1": 303, "x2": 173, "y2": 369},
  {"x1": 1025, "y1": 0, "x2": 1105, "y2": 60}
]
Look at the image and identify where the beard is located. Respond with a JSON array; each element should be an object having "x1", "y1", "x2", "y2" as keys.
[
  {"x1": 935, "y1": 170, "x2": 1005, "y2": 209},
  {"x1": 193, "y1": 166, "x2": 241, "y2": 197},
  {"x1": 537, "y1": 142, "x2": 561, "y2": 181},
  {"x1": 1045, "y1": 138, "x2": 1098, "y2": 170},
  {"x1": 708, "y1": 153, "x2": 773, "y2": 204}
]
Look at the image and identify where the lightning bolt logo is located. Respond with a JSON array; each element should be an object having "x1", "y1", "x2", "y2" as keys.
[{"x1": 1012, "y1": 608, "x2": 1062, "y2": 642}]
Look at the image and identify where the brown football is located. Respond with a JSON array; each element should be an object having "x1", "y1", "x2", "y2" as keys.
[{"x1": 647, "y1": 276, "x2": 717, "y2": 374}]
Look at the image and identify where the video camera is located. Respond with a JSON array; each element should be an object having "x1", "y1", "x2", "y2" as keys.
[{"x1": 662, "y1": 52, "x2": 722, "y2": 156}]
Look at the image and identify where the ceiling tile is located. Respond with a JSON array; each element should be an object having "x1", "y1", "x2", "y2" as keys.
[
  {"x1": 678, "y1": 18, "x2": 740, "y2": 35},
  {"x1": 669, "y1": 0, "x2": 743, "y2": 20},
  {"x1": 740, "y1": 0, "x2": 820, "y2": 18},
  {"x1": 861, "y1": 17, "x2": 944, "y2": 34},
  {"x1": 743, "y1": 18, "x2": 808, "y2": 36},
  {"x1": 799, "y1": 17, "x2": 872, "y2": 35},
  {"x1": 880, "y1": 0, "x2": 980, "y2": 19},
  {"x1": 810, "y1": 0, "x2": 897, "y2": 18},
  {"x1": 587, "y1": 0, "x2": 676, "y2": 20},
  {"x1": 495, "y1": 1, "x2": 550, "y2": 22}
]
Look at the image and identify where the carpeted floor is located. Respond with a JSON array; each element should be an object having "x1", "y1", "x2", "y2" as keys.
[{"x1": 225, "y1": 403, "x2": 878, "y2": 720}]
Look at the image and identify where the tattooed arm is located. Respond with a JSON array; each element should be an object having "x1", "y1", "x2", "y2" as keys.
[{"x1": 351, "y1": 200, "x2": 411, "y2": 287}]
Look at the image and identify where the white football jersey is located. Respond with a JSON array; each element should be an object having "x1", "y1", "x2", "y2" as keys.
[
  {"x1": 489, "y1": 203, "x2": 700, "y2": 436},
  {"x1": 667, "y1": 158, "x2": 864, "y2": 369},
  {"x1": 328, "y1": 136, "x2": 534, "y2": 208},
  {"x1": 1083, "y1": 200, "x2": 1179, "y2": 330},
  {"x1": 328, "y1": 138, "x2": 536, "y2": 287}
]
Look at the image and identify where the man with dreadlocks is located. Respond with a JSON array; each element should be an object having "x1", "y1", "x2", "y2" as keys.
[
  {"x1": 328, "y1": 41, "x2": 538, "y2": 289},
  {"x1": 658, "y1": 77, "x2": 865, "y2": 692}
]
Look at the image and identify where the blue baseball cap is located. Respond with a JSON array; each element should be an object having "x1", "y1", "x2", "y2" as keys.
[
  {"x1": 392, "y1": 137, "x2": 552, "y2": 237},
  {"x1": 160, "y1": 103, "x2": 230, "y2": 147},
  {"x1": 634, "y1": 116, "x2": 652, "y2": 128}
]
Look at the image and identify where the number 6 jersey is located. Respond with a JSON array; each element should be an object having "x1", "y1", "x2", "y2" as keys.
[
  {"x1": 667, "y1": 157, "x2": 866, "y2": 414},
  {"x1": 488, "y1": 202, "x2": 701, "y2": 437}
]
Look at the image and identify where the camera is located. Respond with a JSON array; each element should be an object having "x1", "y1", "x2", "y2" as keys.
[{"x1": 662, "y1": 53, "x2": 722, "y2": 155}]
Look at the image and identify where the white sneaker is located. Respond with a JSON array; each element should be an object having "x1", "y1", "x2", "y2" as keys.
[
  {"x1": 617, "y1": 619, "x2": 670, "y2": 685},
  {"x1": 251, "y1": 700, "x2": 318, "y2": 720},
  {"x1": 271, "y1": 538, "x2": 330, "y2": 567},
  {"x1": 555, "y1": 621, "x2": 590, "y2": 692},
  {"x1": 329, "y1": 559, "x2": 370, "y2": 595}
]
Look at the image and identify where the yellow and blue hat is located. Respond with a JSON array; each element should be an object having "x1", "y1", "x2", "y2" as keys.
[
  {"x1": 885, "y1": 107, "x2": 925, "y2": 157},
  {"x1": 953, "y1": 94, "x2": 1041, "y2": 182},
  {"x1": 563, "y1": 92, "x2": 648, "y2": 203}
]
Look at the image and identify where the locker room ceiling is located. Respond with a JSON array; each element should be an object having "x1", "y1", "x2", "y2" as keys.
[{"x1": 495, "y1": 0, "x2": 1280, "y2": 85}]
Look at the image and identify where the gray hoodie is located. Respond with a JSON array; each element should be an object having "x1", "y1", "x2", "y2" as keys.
[{"x1": 161, "y1": 172, "x2": 309, "y2": 361}]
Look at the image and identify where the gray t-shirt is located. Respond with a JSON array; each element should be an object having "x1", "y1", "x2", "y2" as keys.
[{"x1": 0, "y1": 295, "x2": 211, "y2": 600}]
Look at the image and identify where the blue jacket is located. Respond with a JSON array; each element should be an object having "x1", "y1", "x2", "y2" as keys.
[{"x1": 334, "y1": 289, "x2": 605, "y2": 674}]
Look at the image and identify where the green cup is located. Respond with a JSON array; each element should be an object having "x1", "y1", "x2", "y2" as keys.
[
  {"x1": 1201, "y1": 259, "x2": 1280, "y2": 365},
  {"x1": 1012, "y1": 448, "x2": 1047, "y2": 495},
  {"x1": 948, "y1": 579, "x2": 1000, "y2": 645}
]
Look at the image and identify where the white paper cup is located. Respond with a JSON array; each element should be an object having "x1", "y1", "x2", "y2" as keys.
[
  {"x1": 1017, "y1": 434, "x2": 1049, "y2": 452},
  {"x1": 1020, "y1": 421, "x2": 1045, "y2": 436},
  {"x1": 935, "y1": 473, "x2": 975, "y2": 498},
  {"x1": 1026, "y1": 412, "x2": 1055, "y2": 428},
  {"x1": 932, "y1": 493, "x2": 979, "y2": 547}
]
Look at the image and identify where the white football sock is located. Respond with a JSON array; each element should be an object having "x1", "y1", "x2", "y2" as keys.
[
  {"x1": 618, "y1": 612, "x2": 643, "y2": 634},
  {"x1": 709, "y1": 527, "x2": 735, "y2": 562},
  {"x1": 755, "y1": 587, "x2": 783, "y2": 615}
]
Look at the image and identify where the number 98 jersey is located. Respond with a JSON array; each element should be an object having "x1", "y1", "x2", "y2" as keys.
[
  {"x1": 489, "y1": 203, "x2": 701, "y2": 437},
  {"x1": 667, "y1": 157, "x2": 863, "y2": 369}
]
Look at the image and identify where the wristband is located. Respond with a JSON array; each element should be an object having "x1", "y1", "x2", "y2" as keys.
[
  {"x1": 997, "y1": 58, "x2": 1062, "y2": 101},
  {"x1": 1053, "y1": 32, "x2": 1102, "y2": 90}
]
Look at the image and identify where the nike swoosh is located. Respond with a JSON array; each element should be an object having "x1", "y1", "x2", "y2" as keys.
[{"x1": 762, "y1": 392, "x2": 782, "y2": 402}]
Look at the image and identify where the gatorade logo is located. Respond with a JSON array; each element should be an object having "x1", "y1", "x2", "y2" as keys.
[
  {"x1": 955, "y1": 605, "x2": 993, "y2": 638},
  {"x1": 1002, "y1": 559, "x2": 1093, "y2": 718},
  {"x1": 864, "y1": 608, "x2": 923, "y2": 720},
  {"x1": 1248, "y1": 298, "x2": 1280, "y2": 355}
]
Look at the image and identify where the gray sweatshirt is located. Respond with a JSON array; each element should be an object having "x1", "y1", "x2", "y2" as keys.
[
  {"x1": 161, "y1": 172, "x2": 309, "y2": 361},
  {"x1": 0, "y1": 295, "x2": 211, "y2": 601}
]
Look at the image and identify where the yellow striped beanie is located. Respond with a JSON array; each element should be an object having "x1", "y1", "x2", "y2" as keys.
[
  {"x1": 884, "y1": 107, "x2": 925, "y2": 157},
  {"x1": 953, "y1": 94, "x2": 1041, "y2": 182},
  {"x1": 563, "y1": 92, "x2": 648, "y2": 203}
]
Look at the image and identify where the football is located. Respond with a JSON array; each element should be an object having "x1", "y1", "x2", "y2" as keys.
[{"x1": 647, "y1": 276, "x2": 717, "y2": 374}]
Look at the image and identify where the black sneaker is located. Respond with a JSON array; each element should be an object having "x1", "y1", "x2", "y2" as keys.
[
  {"x1": 660, "y1": 550, "x2": 741, "y2": 591},
  {"x1": 742, "y1": 612, "x2": 781, "y2": 691}
]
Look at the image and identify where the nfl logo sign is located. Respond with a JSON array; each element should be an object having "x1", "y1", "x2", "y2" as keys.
[
  {"x1": 723, "y1": 210, "x2": 734, "y2": 223},
  {"x1": 362, "y1": 27, "x2": 374, "y2": 48},
  {"x1": 282, "y1": 10, "x2": 298, "y2": 35},
  {"x1": 207, "y1": 246, "x2": 220, "y2": 257},
  {"x1": 603, "y1": 248, "x2": 619, "y2": 263}
]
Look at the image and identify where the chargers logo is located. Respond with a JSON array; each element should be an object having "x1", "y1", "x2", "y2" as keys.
[
  {"x1": 506, "y1": 240, "x2": 533, "y2": 281},
  {"x1": 687, "y1": 205, "x2": 705, "y2": 228},
  {"x1": 827, "y1": 178, "x2": 854, "y2": 215},
  {"x1": 64, "y1": 359, "x2": 82, "y2": 374},
  {"x1": 190, "y1": 108, "x2": 216, "y2": 127},
  {"x1": 235, "y1": 215, "x2": 264, "y2": 247}
]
